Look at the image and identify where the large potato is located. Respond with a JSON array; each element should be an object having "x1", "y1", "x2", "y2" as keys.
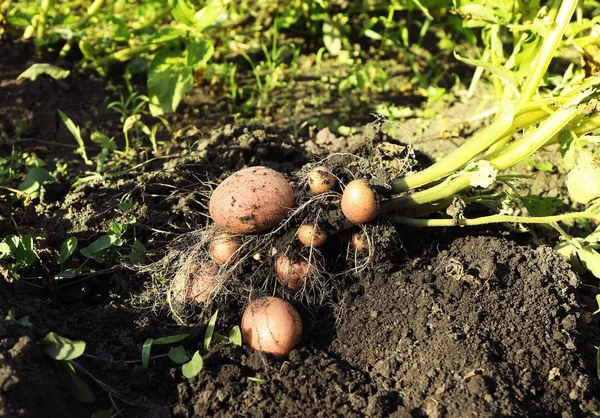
[
  {"x1": 209, "y1": 166, "x2": 295, "y2": 234},
  {"x1": 241, "y1": 296, "x2": 303, "y2": 359}
]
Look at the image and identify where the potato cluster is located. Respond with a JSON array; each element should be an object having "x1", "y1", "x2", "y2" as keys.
[{"x1": 175, "y1": 165, "x2": 379, "y2": 359}]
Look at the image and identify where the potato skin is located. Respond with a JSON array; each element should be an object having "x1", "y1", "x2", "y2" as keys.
[
  {"x1": 241, "y1": 296, "x2": 302, "y2": 359},
  {"x1": 341, "y1": 179, "x2": 378, "y2": 224},
  {"x1": 296, "y1": 224, "x2": 327, "y2": 247},
  {"x1": 308, "y1": 166, "x2": 336, "y2": 194},
  {"x1": 350, "y1": 232, "x2": 367, "y2": 253},
  {"x1": 172, "y1": 261, "x2": 218, "y2": 304},
  {"x1": 210, "y1": 233, "x2": 241, "y2": 265},
  {"x1": 275, "y1": 255, "x2": 311, "y2": 290},
  {"x1": 209, "y1": 166, "x2": 295, "y2": 234}
]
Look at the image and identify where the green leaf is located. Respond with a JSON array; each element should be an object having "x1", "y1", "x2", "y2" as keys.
[
  {"x1": 42, "y1": 332, "x2": 86, "y2": 361},
  {"x1": 55, "y1": 268, "x2": 82, "y2": 280},
  {"x1": 128, "y1": 240, "x2": 147, "y2": 264},
  {"x1": 18, "y1": 63, "x2": 70, "y2": 81},
  {"x1": 58, "y1": 237, "x2": 78, "y2": 264},
  {"x1": 123, "y1": 114, "x2": 141, "y2": 133},
  {"x1": 555, "y1": 239, "x2": 587, "y2": 274},
  {"x1": 567, "y1": 157, "x2": 600, "y2": 204},
  {"x1": 147, "y1": 27, "x2": 188, "y2": 44},
  {"x1": 147, "y1": 45, "x2": 193, "y2": 116},
  {"x1": 171, "y1": 0, "x2": 196, "y2": 25},
  {"x1": 576, "y1": 247, "x2": 600, "y2": 279},
  {"x1": 597, "y1": 346, "x2": 600, "y2": 380},
  {"x1": 63, "y1": 362, "x2": 95, "y2": 403},
  {"x1": 193, "y1": 2, "x2": 223, "y2": 32},
  {"x1": 18, "y1": 316, "x2": 33, "y2": 326},
  {"x1": 17, "y1": 167, "x2": 51, "y2": 199},
  {"x1": 454, "y1": 52, "x2": 521, "y2": 94},
  {"x1": 204, "y1": 310, "x2": 218, "y2": 350},
  {"x1": 228, "y1": 326, "x2": 242, "y2": 347},
  {"x1": 80, "y1": 234, "x2": 118, "y2": 259},
  {"x1": 119, "y1": 201, "x2": 132, "y2": 213},
  {"x1": 142, "y1": 338, "x2": 153, "y2": 369},
  {"x1": 7, "y1": 308, "x2": 33, "y2": 326},
  {"x1": 3, "y1": 235, "x2": 37, "y2": 267},
  {"x1": 58, "y1": 109, "x2": 91, "y2": 165},
  {"x1": 213, "y1": 332, "x2": 228, "y2": 343},
  {"x1": 181, "y1": 351, "x2": 203, "y2": 378},
  {"x1": 90, "y1": 132, "x2": 116, "y2": 150},
  {"x1": 186, "y1": 40, "x2": 214, "y2": 70},
  {"x1": 583, "y1": 228, "x2": 600, "y2": 246},
  {"x1": 0, "y1": 241, "x2": 10, "y2": 259},
  {"x1": 521, "y1": 195, "x2": 563, "y2": 217},
  {"x1": 168, "y1": 346, "x2": 190, "y2": 364},
  {"x1": 458, "y1": 2, "x2": 512, "y2": 26},
  {"x1": 17, "y1": 236, "x2": 36, "y2": 266},
  {"x1": 109, "y1": 222, "x2": 125, "y2": 239},
  {"x1": 323, "y1": 19, "x2": 342, "y2": 56},
  {"x1": 593, "y1": 294, "x2": 600, "y2": 315},
  {"x1": 154, "y1": 333, "x2": 190, "y2": 345}
]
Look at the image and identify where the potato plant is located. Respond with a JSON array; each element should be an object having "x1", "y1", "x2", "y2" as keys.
[{"x1": 144, "y1": 0, "x2": 600, "y2": 360}]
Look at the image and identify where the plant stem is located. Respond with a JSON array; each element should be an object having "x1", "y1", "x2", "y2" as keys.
[
  {"x1": 384, "y1": 81, "x2": 600, "y2": 212},
  {"x1": 35, "y1": 0, "x2": 51, "y2": 45},
  {"x1": 516, "y1": 0, "x2": 577, "y2": 106},
  {"x1": 94, "y1": 44, "x2": 159, "y2": 67},
  {"x1": 391, "y1": 105, "x2": 551, "y2": 193},
  {"x1": 387, "y1": 211, "x2": 600, "y2": 227},
  {"x1": 59, "y1": 0, "x2": 105, "y2": 58},
  {"x1": 391, "y1": 0, "x2": 579, "y2": 194}
]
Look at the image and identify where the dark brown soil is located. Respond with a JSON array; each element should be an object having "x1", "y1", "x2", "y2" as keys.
[{"x1": 1, "y1": 39, "x2": 600, "y2": 418}]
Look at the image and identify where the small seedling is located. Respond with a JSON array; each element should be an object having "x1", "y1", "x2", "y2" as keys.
[
  {"x1": 7, "y1": 308, "x2": 33, "y2": 326},
  {"x1": 214, "y1": 326, "x2": 243, "y2": 347},
  {"x1": 42, "y1": 332, "x2": 95, "y2": 403},
  {"x1": 141, "y1": 333, "x2": 190, "y2": 368},
  {"x1": 204, "y1": 310, "x2": 218, "y2": 350},
  {"x1": 0, "y1": 235, "x2": 36, "y2": 280},
  {"x1": 555, "y1": 226, "x2": 600, "y2": 279},
  {"x1": 80, "y1": 222, "x2": 126, "y2": 263}
]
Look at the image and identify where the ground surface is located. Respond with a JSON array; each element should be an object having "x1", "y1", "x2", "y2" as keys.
[{"x1": 1, "y1": 38, "x2": 600, "y2": 418}]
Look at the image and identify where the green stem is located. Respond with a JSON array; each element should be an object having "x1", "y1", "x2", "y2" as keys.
[
  {"x1": 391, "y1": 105, "x2": 552, "y2": 193},
  {"x1": 387, "y1": 211, "x2": 600, "y2": 227},
  {"x1": 59, "y1": 0, "x2": 105, "y2": 58},
  {"x1": 391, "y1": 0, "x2": 578, "y2": 194},
  {"x1": 516, "y1": 0, "x2": 575, "y2": 107},
  {"x1": 94, "y1": 44, "x2": 158, "y2": 67},
  {"x1": 36, "y1": 0, "x2": 51, "y2": 44},
  {"x1": 485, "y1": 88, "x2": 593, "y2": 169},
  {"x1": 489, "y1": 24, "x2": 504, "y2": 101},
  {"x1": 384, "y1": 80, "x2": 600, "y2": 212}
]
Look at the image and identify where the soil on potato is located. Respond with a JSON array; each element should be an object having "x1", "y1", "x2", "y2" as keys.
[{"x1": 1, "y1": 40, "x2": 600, "y2": 418}]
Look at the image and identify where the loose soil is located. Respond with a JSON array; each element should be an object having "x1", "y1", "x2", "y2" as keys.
[{"x1": 1, "y1": 39, "x2": 600, "y2": 418}]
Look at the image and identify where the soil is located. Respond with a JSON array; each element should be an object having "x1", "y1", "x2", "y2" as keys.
[{"x1": 1, "y1": 38, "x2": 600, "y2": 418}]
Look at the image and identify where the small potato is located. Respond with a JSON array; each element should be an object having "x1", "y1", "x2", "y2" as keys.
[
  {"x1": 210, "y1": 233, "x2": 241, "y2": 265},
  {"x1": 209, "y1": 166, "x2": 295, "y2": 234},
  {"x1": 341, "y1": 179, "x2": 378, "y2": 224},
  {"x1": 297, "y1": 224, "x2": 327, "y2": 247},
  {"x1": 275, "y1": 255, "x2": 311, "y2": 290},
  {"x1": 349, "y1": 232, "x2": 367, "y2": 253},
  {"x1": 308, "y1": 166, "x2": 336, "y2": 194},
  {"x1": 241, "y1": 296, "x2": 302, "y2": 359},
  {"x1": 173, "y1": 261, "x2": 218, "y2": 304}
]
